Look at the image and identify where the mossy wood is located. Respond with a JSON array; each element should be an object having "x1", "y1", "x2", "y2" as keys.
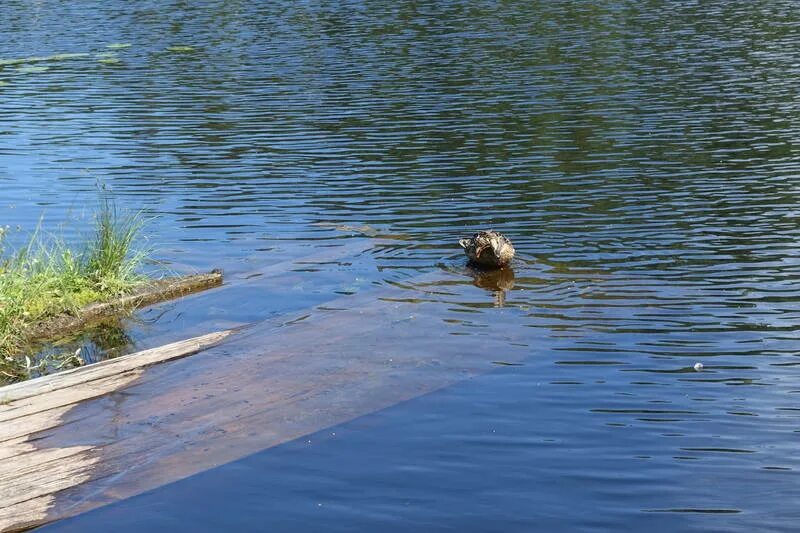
[{"x1": 24, "y1": 271, "x2": 223, "y2": 343}]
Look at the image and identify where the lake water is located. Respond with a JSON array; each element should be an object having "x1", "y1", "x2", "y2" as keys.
[{"x1": 4, "y1": 0, "x2": 800, "y2": 531}]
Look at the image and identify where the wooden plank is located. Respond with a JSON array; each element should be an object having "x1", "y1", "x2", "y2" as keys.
[
  {"x1": 0, "y1": 436, "x2": 34, "y2": 461},
  {"x1": 0, "y1": 267, "x2": 528, "y2": 532},
  {"x1": 0, "y1": 238, "x2": 395, "y2": 531},
  {"x1": 0, "y1": 496, "x2": 57, "y2": 533},
  {"x1": 0, "y1": 406, "x2": 77, "y2": 445},
  {"x1": 88, "y1": 238, "x2": 379, "y2": 357},
  {"x1": 0, "y1": 372, "x2": 144, "y2": 424},
  {"x1": 0, "y1": 329, "x2": 237, "y2": 405},
  {"x1": 0, "y1": 446, "x2": 96, "y2": 505},
  {"x1": 0, "y1": 447, "x2": 98, "y2": 531}
]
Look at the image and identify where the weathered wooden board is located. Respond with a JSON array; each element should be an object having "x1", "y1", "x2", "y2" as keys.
[
  {"x1": 0, "y1": 247, "x2": 526, "y2": 532},
  {"x1": 0, "y1": 330, "x2": 236, "y2": 406}
]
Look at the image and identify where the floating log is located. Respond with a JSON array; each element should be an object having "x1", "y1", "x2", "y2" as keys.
[{"x1": 23, "y1": 270, "x2": 224, "y2": 343}]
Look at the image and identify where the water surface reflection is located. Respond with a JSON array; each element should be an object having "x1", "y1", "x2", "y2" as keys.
[{"x1": 2, "y1": 0, "x2": 800, "y2": 530}]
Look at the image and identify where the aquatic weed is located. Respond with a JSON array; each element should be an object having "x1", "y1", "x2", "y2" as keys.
[{"x1": 0, "y1": 200, "x2": 150, "y2": 382}]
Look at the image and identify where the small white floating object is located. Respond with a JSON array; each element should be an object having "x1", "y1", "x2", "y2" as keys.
[{"x1": 693, "y1": 362, "x2": 703, "y2": 371}]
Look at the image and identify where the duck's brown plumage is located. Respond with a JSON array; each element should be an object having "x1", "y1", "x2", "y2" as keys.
[{"x1": 459, "y1": 230, "x2": 515, "y2": 268}]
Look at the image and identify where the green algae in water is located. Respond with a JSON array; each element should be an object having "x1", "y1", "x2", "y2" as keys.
[
  {"x1": 0, "y1": 52, "x2": 88, "y2": 68},
  {"x1": 0, "y1": 57, "x2": 43, "y2": 67},
  {"x1": 96, "y1": 52, "x2": 122, "y2": 64},
  {"x1": 47, "y1": 53, "x2": 89, "y2": 61},
  {"x1": 16, "y1": 66, "x2": 49, "y2": 74},
  {"x1": 106, "y1": 43, "x2": 132, "y2": 49},
  {"x1": 166, "y1": 45, "x2": 196, "y2": 53}
]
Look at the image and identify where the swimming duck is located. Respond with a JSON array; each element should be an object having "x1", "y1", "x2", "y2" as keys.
[{"x1": 458, "y1": 230, "x2": 515, "y2": 268}]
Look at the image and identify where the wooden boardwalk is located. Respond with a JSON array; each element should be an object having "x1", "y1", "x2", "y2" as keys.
[{"x1": 0, "y1": 243, "x2": 529, "y2": 532}]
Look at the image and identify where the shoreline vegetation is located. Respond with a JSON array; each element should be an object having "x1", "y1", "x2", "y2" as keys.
[{"x1": 0, "y1": 200, "x2": 149, "y2": 382}]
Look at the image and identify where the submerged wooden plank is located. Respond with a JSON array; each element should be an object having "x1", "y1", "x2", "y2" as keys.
[
  {"x1": 0, "y1": 239, "x2": 397, "y2": 532},
  {"x1": 0, "y1": 329, "x2": 237, "y2": 405},
  {"x1": 225, "y1": 239, "x2": 378, "y2": 284},
  {"x1": 90, "y1": 238, "x2": 379, "y2": 356},
  {"x1": 0, "y1": 267, "x2": 526, "y2": 532},
  {"x1": 0, "y1": 329, "x2": 237, "y2": 457},
  {"x1": 0, "y1": 332, "x2": 242, "y2": 531}
]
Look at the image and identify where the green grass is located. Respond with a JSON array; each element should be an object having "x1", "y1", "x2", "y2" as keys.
[{"x1": 0, "y1": 201, "x2": 149, "y2": 382}]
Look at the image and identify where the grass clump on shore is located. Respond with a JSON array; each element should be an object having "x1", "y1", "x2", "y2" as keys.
[{"x1": 0, "y1": 201, "x2": 148, "y2": 381}]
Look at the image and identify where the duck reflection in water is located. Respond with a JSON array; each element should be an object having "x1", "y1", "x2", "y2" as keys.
[{"x1": 469, "y1": 266, "x2": 515, "y2": 307}]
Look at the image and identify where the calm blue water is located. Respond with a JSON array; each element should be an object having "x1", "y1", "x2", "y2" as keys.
[{"x1": 3, "y1": 0, "x2": 800, "y2": 530}]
